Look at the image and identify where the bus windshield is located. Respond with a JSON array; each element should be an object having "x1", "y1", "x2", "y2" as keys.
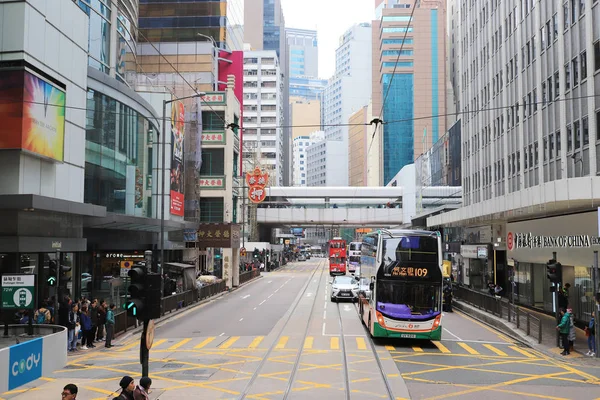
[
  {"x1": 383, "y1": 235, "x2": 438, "y2": 266},
  {"x1": 349, "y1": 243, "x2": 361, "y2": 251},
  {"x1": 377, "y1": 280, "x2": 441, "y2": 318}
]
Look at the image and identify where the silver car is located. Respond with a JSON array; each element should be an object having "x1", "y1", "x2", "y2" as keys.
[{"x1": 330, "y1": 276, "x2": 359, "y2": 302}]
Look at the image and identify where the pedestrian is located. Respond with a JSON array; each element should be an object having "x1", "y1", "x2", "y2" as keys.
[
  {"x1": 96, "y1": 299, "x2": 106, "y2": 342},
  {"x1": 90, "y1": 299, "x2": 98, "y2": 347},
  {"x1": 586, "y1": 315, "x2": 596, "y2": 357},
  {"x1": 79, "y1": 305, "x2": 92, "y2": 350},
  {"x1": 558, "y1": 283, "x2": 570, "y2": 309},
  {"x1": 567, "y1": 307, "x2": 576, "y2": 351},
  {"x1": 34, "y1": 301, "x2": 51, "y2": 324},
  {"x1": 62, "y1": 383, "x2": 78, "y2": 399},
  {"x1": 114, "y1": 376, "x2": 135, "y2": 400},
  {"x1": 59, "y1": 295, "x2": 71, "y2": 328},
  {"x1": 556, "y1": 308, "x2": 571, "y2": 356},
  {"x1": 133, "y1": 377, "x2": 151, "y2": 400},
  {"x1": 67, "y1": 303, "x2": 80, "y2": 352},
  {"x1": 105, "y1": 304, "x2": 116, "y2": 348}
]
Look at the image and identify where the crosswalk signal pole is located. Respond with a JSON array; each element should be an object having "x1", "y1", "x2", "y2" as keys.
[
  {"x1": 594, "y1": 251, "x2": 599, "y2": 359},
  {"x1": 552, "y1": 251, "x2": 560, "y2": 348}
]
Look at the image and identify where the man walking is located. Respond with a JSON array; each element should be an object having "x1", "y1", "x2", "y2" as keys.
[{"x1": 89, "y1": 299, "x2": 98, "y2": 348}]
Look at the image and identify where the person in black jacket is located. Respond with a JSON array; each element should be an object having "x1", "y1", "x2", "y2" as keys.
[
  {"x1": 89, "y1": 299, "x2": 99, "y2": 348},
  {"x1": 96, "y1": 299, "x2": 107, "y2": 341},
  {"x1": 58, "y1": 295, "x2": 71, "y2": 328}
]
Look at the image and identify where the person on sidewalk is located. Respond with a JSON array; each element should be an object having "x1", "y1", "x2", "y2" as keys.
[
  {"x1": 67, "y1": 303, "x2": 80, "y2": 352},
  {"x1": 114, "y1": 376, "x2": 135, "y2": 400},
  {"x1": 558, "y1": 283, "x2": 570, "y2": 309},
  {"x1": 133, "y1": 377, "x2": 151, "y2": 400},
  {"x1": 567, "y1": 307, "x2": 576, "y2": 351},
  {"x1": 586, "y1": 315, "x2": 596, "y2": 356},
  {"x1": 556, "y1": 308, "x2": 571, "y2": 356},
  {"x1": 34, "y1": 302, "x2": 51, "y2": 324},
  {"x1": 62, "y1": 383, "x2": 78, "y2": 399},
  {"x1": 79, "y1": 305, "x2": 92, "y2": 350},
  {"x1": 96, "y1": 299, "x2": 107, "y2": 342},
  {"x1": 90, "y1": 299, "x2": 99, "y2": 347},
  {"x1": 105, "y1": 304, "x2": 116, "y2": 348}
]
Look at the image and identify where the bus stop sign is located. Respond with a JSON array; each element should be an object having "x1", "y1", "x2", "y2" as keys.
[{"x1": 2, "y1": 275, "x2": 36, "y2": 309}]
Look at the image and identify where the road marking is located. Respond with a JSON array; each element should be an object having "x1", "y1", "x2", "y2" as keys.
[
  {"x1": 194, "y1": 337, "x2": 216, "y2": 349},
  {"x1": 168, "y1": 338, "x2": 192, "y2": 350},
  {"x1": 385, "y1": 345, "x2": 395, "y2": 351},
  {"x1": 268, "y1": 294, "x2": 273, "y2": 298},
  {"x1": 323, "y1": 310, "x2": 326, "y2": 319},
  {"x1": 343, "y1": 305, "x2": 352, "y2": 312},
  {"x1": 458, "y1": 342, "x2": 480, "y2": 355},
  {"x1": 242, "y1": 295, "x2": 250, "y2": 299},
  {"x1": 239, "y1": 318, "x2": 244, "y2": 322},
  {"x1": 259, "y1": 300, "x2": 266, "y2": 305},
  {"x1": 253, "y1": 307, "x2": 257, "y2": 310},
  {"x1": 412, "y1": 346, "x2": 424, "y2": 352},
  {"x1": 330, "y1": 337, "x2": 340, "y2": 350},
  {"x1": 307, "y1": 292, "x2": 313, "y2": 297},
  {"x1": 116, "y1": 340, "x2": 140, "y2": 352},
  {"x1": 276, "y1": 336, "x2": 289, "y2": 349},
  {"x1": 151, "y1": 338, "x2": 167, "y2": 348},
  {"x1": 483, "y1": 344, "x2": 508, "y2": 356},
  {"x1": 322, "y1": 323, "x2": 326, "y2": 336},
  {"x1": 509, "y1": 346, "x2": 536, "y2": 359},
  {"x1": 304, "y1": 337, "x2": 314, "y2": 349},
  {"x1": 356, "y1": 337, "x2": 367, "y2": 350},
  {"x1": 433, "y1": 341, "x2": 451, "y2": 353},
  {"x1": 443, "y1": 328, "x2": 462, "y2": 341},
  {"x1": 219, "y1": 336, "x2": 240, "y2": 349},
  {"x1": 249, "y1": 336, "x2": 264, "y2": 349},
  {"x1": 219, "y1": 332, "x2": 225, "y2": 336}
]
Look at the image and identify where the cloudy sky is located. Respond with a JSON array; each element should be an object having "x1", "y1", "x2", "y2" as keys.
[{"x1": 281, "y1": 0, "x2": 374, "y2": 79}]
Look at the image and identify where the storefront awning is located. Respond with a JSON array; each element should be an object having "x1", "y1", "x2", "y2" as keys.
[
  {"x1": 0, "y1": 194, "x2": 106, "y2": 217},
  {"x1": 84, "y1": 213, "x2": 197, "y2": 232}
]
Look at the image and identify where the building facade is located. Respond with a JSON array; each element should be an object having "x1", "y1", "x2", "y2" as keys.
[
  {"x1": 292, "y1": 136, "x2": 311, "y2": 186},
  {"x1": 306, "y1": 132, "x2": 346, "y2": 187},
  {"x1": 242, "y1": 50, "x2": 284, "y2": 186},
  {"x1": 286, "y1": 28, "x2": 319, "y2": 78},
  {"x1": 428, "y1": 0, "x2": 600, "y2": 324},
  {"x1": 372, "y1": 0, "x2": 447, "y2": 184},
  {"x1": 290, "y1": 97, "x2": 321, "y2": 141},
  {"x1": 348, "y1": 103, "x2": 374, "y2": 186}
]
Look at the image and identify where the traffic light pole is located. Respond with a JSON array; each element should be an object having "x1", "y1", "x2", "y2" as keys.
[
  {"x1": 140, "y1": 319, "x2": 149, "y2": 376},
  {"x1": 594, "y1": 251, "x2": 599, "y2": 359},
  {"x1": 553, "y1": 251, "x2": 560, "y2": 348}
]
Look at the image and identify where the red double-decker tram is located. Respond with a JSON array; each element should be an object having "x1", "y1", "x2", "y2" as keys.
[{"x1": 328, "y1": 237, "x2": 347, "y2": 276}]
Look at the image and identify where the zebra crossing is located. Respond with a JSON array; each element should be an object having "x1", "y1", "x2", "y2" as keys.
[{"x1": 115, "y1": 335, "x2": 539, "y2": 358}]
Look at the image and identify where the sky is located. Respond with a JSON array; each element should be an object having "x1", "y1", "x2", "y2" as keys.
[{"x1": 280, "y1": 0, "x2": 375, "y2": 79}]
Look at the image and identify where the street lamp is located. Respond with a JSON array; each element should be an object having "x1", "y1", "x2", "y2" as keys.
[{"x1": 160, "y1": 92, "x2": 205, "y2": 276}]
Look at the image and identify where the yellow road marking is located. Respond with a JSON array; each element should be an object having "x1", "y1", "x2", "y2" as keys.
[
  {"x1": 483, "y1": 344, "x2": 508, "y2": 356},
  {"x1": 509, "y1": 346, "x2": 536, "y2": 359},
  {"x1": 385, "y1": 345, "x2": 395, "y2": 351},
  {"x1": 356, "y1": 337, "x2": 367, "y2": 350},
  {"x1": 249, "y1": 336, "x2": 264, "y2": 349},
  {"x1": 194, "y1": 337, "x2": 216, "y2": 349},
  {"x1": 433, "y1": 341, "x2": 451, "y2": 353},
  {"x1": 412, "y1": 346, "x2": 424, "y2": 352},
  {"x1": 168, "y1": 338, "x2": 192, "y2": 350},
  {"x1": 455, "y1": 310, "x2": 514, "y2": 343},
  {"x1": 219, "y1": 336, "x2": 240, "y2": 349},
  {"x1": 151, "y1": 339, "x2": 168, "y2": 348},
  {"x1": 304, "y1": 337, "x2": 314, "y2": 349},
  {"x1": 116, "y1": 340, "x2": 139, "y2": 352},
  {"x1": 330, "y1": 337, "x2": 340, "y2": 350},
  {"x1": 82, "y1": 386, "x2": 117, "y2": 396},
  {"x1": 276, "y1": 336, "x2": 289, "y2": 349},
  {"x1": 458, "y1": 342, "x2": 479, "y2": 355}
]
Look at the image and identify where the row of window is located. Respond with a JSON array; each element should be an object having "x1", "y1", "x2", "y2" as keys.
[
  {"x1": 243, "y1": 81, "x2": 279, "y2": 88},
  {"x1": 243, "y1": 105, "x2": 277, "y2": 112},
  {"x1": 244, "y1": 93, "x2": 279, "y2": 100}
]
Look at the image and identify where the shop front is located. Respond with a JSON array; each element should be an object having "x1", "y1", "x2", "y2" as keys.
[
  {"x1": 460, "y1": 244, "x2": 491, "y2": 289},
  {"x1": 506, "y1": 211, "x2": 600, "y2": 322}
]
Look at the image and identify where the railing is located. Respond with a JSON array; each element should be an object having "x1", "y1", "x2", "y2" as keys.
[
  {"x1": 454, "y1": 285, "x2": 542, "y2": 344},
  {"x1": 239, "y1": 269, "x2": 261, "y2": 285},
  {"x1": 113, "y1": 280, "x2": 227, "y2": 336}
]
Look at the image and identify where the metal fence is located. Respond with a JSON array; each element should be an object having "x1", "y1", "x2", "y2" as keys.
[
  {"x1": 239, "y1": 269, "x2": 261, "y2": 285},
  {"x1": 454, "y1": 285, "x2": 542, "y2": 343},
  {"x1": 113, "y1": 280, "x2": 227, "y2": 336}
]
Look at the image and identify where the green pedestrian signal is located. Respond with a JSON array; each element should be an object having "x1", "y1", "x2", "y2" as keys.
[{"x1": 47, "y1": 276, "x2": 56, "y2": 286}]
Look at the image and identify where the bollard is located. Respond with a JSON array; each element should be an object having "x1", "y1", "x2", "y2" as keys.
[
  {"x1": 538, "y1": 318, "x2": 542, "y2": 344},
  {"x1": 526, "y1": 312, "x2": 530, "y2": 335}
]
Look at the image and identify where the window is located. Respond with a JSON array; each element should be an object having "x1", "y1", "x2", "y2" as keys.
[
  {"x1": 583, "y1": 116, "x2": 589, "y2": 146},
  {"x1": 567, "y1": 125, "x2": 573, "y2": 151},
  {"x1": 597, "y1": 111, "x2": 600, "y2": 142},
  {"x1": 581, "y1": 51, "x2": 587, "y2": 80},
  {"x1": 547, "y1": 77, "x2": 553, "y2": 102},
  {"x1": 533, "y1": 89, "x2": 538, "y2": 112},
  {"x1": 543, "y1": 137, "x2": 548, "y2": 161},
  {"x1": 556, "y1": 130, "x2": 562, "y2": 153},
  {"x1": 549, "y1": 133, "x2": 555, "y2": 159},
  {"x1": 541, "y1": 25, "x2": 546, "y2": 49},
  {"x1": 553, "y1": 14, "x2": 558, "y2": 40},
  {"x1": 572, "y1": 58, "x2": 579, "y2": 86},
  {"x1": 574, "y1": 120, "x2": 581, "y2": 149},
  {"x1": 565, "y1": 63, "x2": 571, "y2": 91},
  {"x1": 199, "y1": 149, "x2": 225, "y2": 175},
  {"x1": 595, "y1": 42, "x2": 600, "y2": 72},
  {"x1": 555, "y1": 72, "x2": 560, "y2": 98},
  {"x1": 542, "y1": 82, "x2": 547, "y2": 104},
  {"x1": 563, "y1": 2, "x2": 569, "y2": 29},
  {"x1": 199, "y1": 198, "x2": 223, "y2": 222}
]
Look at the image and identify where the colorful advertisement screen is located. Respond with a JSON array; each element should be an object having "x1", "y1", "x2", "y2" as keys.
[
  {"x1": 170, "y1": 100, "x2": 185, "y2": 216},
  {"x1": 0, "y1": 70, "x2": 65, "y2": 161}
]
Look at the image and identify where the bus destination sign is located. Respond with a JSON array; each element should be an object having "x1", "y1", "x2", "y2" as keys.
[{"x1": 388, "y1": 266, "x2": 429, "y2": 278}]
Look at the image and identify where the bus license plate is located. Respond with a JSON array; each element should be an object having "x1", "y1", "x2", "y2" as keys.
[{"x1": 400, "y1": 334, "x2": 417, "y2": 339}]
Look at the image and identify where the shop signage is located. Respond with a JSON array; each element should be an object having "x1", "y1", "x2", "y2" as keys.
[
  {"x1": 507, "y1": 232, "x2": 600, "y2": 250},
  {"x1": 51, "y1": 241, "x2": 62, "y2": 249},
  {"x1": 199, "y1": 177, "x2": 225, "y2": 189},
  {"x1": 200, "y1": 93, "x2": 225, "y2": 104},
  {"x1": 105, "y1": 253, "x2": 144, "y2": 259},
  {"x1": 2, "y1": 275, "x2": 35, "y2": 310},
  {"x1": 201, "y1": 133, "x2": 224, "y2": 143},
  {"x1": 170, "y1": 100, "x2": 185, "y2": 217},
  {"x1": 8, "y1": 337, "x2": 42, "y2": 390},
  {"x1": 477, "y1": 247, "x2": 488, "y2": 259},
  {"x1": 197, "y1": 223, "x2": 241, "y2": 249},
  {"x1": 246, "y1": 167, "x2": 269, "y2": 204},
  {"x1": 460, "y1": 245, "x2": 479, "y2": 259}
]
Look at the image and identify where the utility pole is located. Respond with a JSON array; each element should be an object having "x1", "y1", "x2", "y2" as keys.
[
  {"x1": 553, "y1": 251, "x2": 560, "y2": 347},
  {"x1": 594, "y1": 251, "x2": 599, "y2": 358}
]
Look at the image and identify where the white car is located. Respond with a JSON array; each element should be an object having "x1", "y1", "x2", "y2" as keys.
[
  {"x1": 330, "y1": 276, "x2": 359, "y2": 302},
  {"x1": 352, "y1": 266, "x2": 361, "y2": 277}
]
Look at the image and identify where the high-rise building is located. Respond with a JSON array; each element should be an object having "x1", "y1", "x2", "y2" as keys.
[
  {"x1": 372, "y1": 0, "x2": 447, "y2": 184},
  {"x1": 290, "y1": 97, "x2": 321, "y2": 140},
  {"x1": 348, "y1": 102, "x2": 378, "y2": 186},
  {"x1": 242, "y1": 51, "x2": 284, "y2": 186},
  {"x1": 244, "y1": 0, "x2": 290, "y2": 185},
  {"x1": 320, "y1": 23, "x2": 372, "y2": 186},
  {"x1": 289, "y1": 77, "x2": 328, "y2": 100},
  {"x1": 138, "y1": 0, "x2": 243, "y2": 49},
  {"x1": 286, "y1": 28, "x2": 319, "y2": 78},
  {"x1": 306, "y1": 132, "x2": 346, "y2": 187},
  {"x1": 292, "y1": 136, "x2": 312, "y2": 186}
]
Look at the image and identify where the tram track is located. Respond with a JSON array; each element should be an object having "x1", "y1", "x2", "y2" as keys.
[{"x1": 239, "y1": 259, "x2": 325, "y2": 400}]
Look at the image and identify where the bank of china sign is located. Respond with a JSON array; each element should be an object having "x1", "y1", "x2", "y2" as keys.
[{"x1": 507, "y1": 232, "x2": 600, "y2": 251}]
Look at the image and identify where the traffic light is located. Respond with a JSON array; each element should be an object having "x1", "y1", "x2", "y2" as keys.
[
  {"x1": 546, "y1": 259, "x2": 562, "y2": 282},
  {"x1": 253, "y1": 249, "x2": 259, "y2": 259},
  {"x1": 47, "y1": 261, "x2": 57, "y2": 286},
  {"x1": 145, "y1": 273, "x2": 162, "y2": 320},
  {"x1": 127, "y1": 267, "x2": 147, "y2": 320}
]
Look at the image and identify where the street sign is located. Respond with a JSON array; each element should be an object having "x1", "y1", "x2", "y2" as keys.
[
  {"x1": 240, "y1": 247, "x2": 247, "y2": 257},
  {"x1": 2, "y1": 275, "x2": 36, "y2": 310},
  {"x1": 120, "y1": 261, "x2": 132, "y2": 278},
  {"x1": 146, "y1": 320, "x2": 155, "y2": 350}
]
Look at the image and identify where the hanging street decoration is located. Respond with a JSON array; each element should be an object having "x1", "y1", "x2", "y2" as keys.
[{"x1": 246, "y1": 167, "x2": 269, "y2": 204}]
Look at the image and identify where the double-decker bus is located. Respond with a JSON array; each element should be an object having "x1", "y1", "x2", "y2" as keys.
[
  {"x1": 348, "y1": 242, "x2": 362, "y2": 273},
  {"x1": 358, "y1": 229, "x2": 443, "y2": 340},
  {"x1": 328, "y1": 237, "x2": 347, "y2": 276}
]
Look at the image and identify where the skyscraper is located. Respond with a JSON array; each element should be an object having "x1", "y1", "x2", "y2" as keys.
[
  {"x1": 372, "y1": 0, "x2": 447, "y2": 184},
  {"x1": 286, "y1": 28, "x2": 319, "y2": 78}
]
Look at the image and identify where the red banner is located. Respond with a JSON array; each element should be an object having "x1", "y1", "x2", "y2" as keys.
[{"x1": 170, "y1": 190, "x2": 184, "y2": 216}]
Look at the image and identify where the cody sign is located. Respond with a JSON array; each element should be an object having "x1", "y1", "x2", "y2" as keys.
[
  {"x1": 507, "y1": 232, "x2": 600, "y2": 251},
  {"x1": 8, "y1": 337, "x2": 42, "y2": 390}
]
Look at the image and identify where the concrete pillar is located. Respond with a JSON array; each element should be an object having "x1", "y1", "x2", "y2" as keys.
[
  {"x1": 232, "y1": 250, "x2": 240, "y2": 287},
  {"x1": 223, "y1": 248, "x2": 233, "y2": 289}
]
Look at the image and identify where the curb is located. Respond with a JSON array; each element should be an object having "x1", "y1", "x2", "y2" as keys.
[{"x1": 114, "y1": 274, "x2": 264, "y2": 344}]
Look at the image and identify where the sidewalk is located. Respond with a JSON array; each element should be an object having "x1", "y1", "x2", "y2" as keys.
[{"x1": 454, "y1": 299, "x2": 600, "y2": 364}]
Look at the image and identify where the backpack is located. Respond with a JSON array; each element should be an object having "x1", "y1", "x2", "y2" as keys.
[{"x1": 36, "y1": 311, "x2": 46, "y2": 324}]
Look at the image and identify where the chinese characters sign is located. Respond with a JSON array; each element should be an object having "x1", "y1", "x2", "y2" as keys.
[
  {"x1": 199, "y1": 177, "x2": 225, "y2": 189},
  {"x1": 200, "y1": 93, "x2": 226, "y2": 104},
  {"x1": 197, "y1": 224, "x2": 241, "y2": 249},
  {"x1": 201, "y1": 133, "x2": 225, "y2": 143},
  {"x1": 170, "y1": 100, "x2": 185, "y2": 216},
  {"x1": 387, "y1": 266, "x2": 429, "y2": 278},
  {"x1": 246, "y1": 167, "x2": 269, "y2": 204}
]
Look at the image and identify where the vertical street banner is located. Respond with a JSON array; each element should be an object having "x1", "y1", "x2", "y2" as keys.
[
  {"x1": 195, "y1": 96, "x2": 203, "y2": 172},
  {"x1": 170, "y1": 100, "x2": 185, "y2": 216}
]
